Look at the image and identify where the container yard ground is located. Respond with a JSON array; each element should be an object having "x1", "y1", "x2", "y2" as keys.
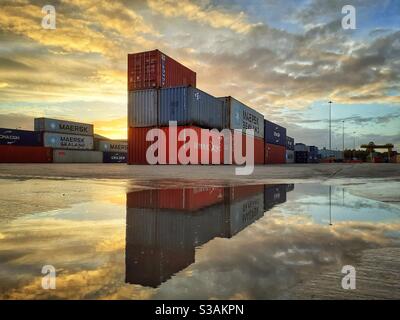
[
  {"x1": 0, "y1": 163, "x2": 399, "y2": 181},
  {"x1": 1, "y1": 163, "x2": 399, "y2": 208}
]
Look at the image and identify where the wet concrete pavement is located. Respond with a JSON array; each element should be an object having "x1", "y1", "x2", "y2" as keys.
[{"x1": 0, "y1": 164, "x2": 399, "y2": 299}]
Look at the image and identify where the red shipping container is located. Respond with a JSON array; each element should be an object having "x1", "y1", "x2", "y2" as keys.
[
  {"x1": 265, "y1": 143, "x2": 286, "y2": 164},
  {"x1": 128, "y1": 49, "x2": 196, "y2": 91},
  {"x1": 225, "y1": 185, "x2": 264, "y2": 202},
  {"x1": 231, "y1": 133, "x2": 264, "y2": 165},
  {"x1": 0, "y1": 145, "x2": 52, "y2": 163},
  {"x1": 128, "y1": 126, "x2": 224, "y2": 165},
  {"x1": 127, "y1": 187, "x2": 224, "y2": 211}
]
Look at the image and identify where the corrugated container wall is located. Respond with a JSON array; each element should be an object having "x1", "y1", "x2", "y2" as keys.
[
  {"x1": 231, "y1": 133, "x2": 264, "y2": 165},
  {"x1": 264, "y1": 143, "x2": 286, "y2": 164},
  {"x1": 264, "y1": 119, "x2": 286, "y2": 146},
  {"x1": 0, "y1": 128, "x2": 42, "y2": 146},
  {"x1": 219, "y1": 97, "x2": 264, "y2": 139},
  {"x1": 286, "y1": 136, "x2": 294, "y2": 151},
  {"x1": 128, "y1": 126, "x2": 224, "y2": 165},
  {"x1": 97, "y1": 140, "x2": 128, "y2": 153},
  {"x1": 34, "y1": 118, "x2": 93, "y2": 136},
  {"x1": 53, "y1": 149, "x2": 102, "y2": 163},
  {"x1": 128, "y1": 50, "x2": 196, "y2": 91},
  {"x1": 43, "y1": 132, "x2": 94, "y2": 150},
  {"x1": 128, "y1": 89, "x2": 158, "y2": 127},
  {"x1": 103, "y1": 152, "x2": 127, "y2": 163},
  {"x1": 159, "y1": 86, "x2": 226, "y2": 130},
  {"x1": 0, "y1": 146, "x2": 52, "y2": 163},
  {"x1": 127, "y1": 187, "x2": 224, "y2": 211}
]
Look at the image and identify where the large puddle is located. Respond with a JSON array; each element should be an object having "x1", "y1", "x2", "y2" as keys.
[{"x1": 0, "y1": 181, "x2": 399, "y2": 299}]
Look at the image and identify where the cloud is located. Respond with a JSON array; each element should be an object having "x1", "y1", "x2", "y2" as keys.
[{"x1": 147, "y1": 0, "x2": 258, "y2": 33}]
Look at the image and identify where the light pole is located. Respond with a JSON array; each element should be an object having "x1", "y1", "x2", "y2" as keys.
[
  {"x1": 328, "y1": 101, "x2": 332, "y2": 157},
  {"x1": 353, "y1": 131, "x2": 356, "y2": 160},
  {"x1": 342, "y1": 120, "x2": 345, "y2": 160}
]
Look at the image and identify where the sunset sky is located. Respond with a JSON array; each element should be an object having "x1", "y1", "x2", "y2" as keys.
[{"x1": 0, "y1": 0, "x2": 399, "y2": 149}]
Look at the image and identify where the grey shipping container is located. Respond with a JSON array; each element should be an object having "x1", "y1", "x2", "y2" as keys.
[
  {"x1": 264, "y1": 119, "x2": 286, "y2": 146},
  {"x1": 128, "y1": 89, "x2": 158, "y2": 127},
  {"x1": 159, "y1": 86, "x2": 226, "y2": 130},
  {"x1": 43, "y1": 132, "x2": 94, "y2": 150},
  {"x1": 97, "y1": 140, "x2": 128, "y2": 152},
  {"x1": 34, "y1": 118, "x2": 94, "y2": 136},
  {"x1": 294, "y1": 143, "x2": 308, "y2": 152},
  {"x1": 286, "y1": 149, "x2": 294, "y2": 163},
  {"x1": 219, "y1": 96, "x2": 264, "y2": 139},
  {"x1": 53, "y1": 149, "x2": 102, "y2": 163},
  {"x1": 224, "y1": 193, "x2": 265, "y2": 238},
  {"x1": 286, "y1": 136, "x2": 294, "y2": 150}
]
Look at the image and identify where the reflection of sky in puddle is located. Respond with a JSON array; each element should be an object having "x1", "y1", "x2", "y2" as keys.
[
  {"x1": 0, "y1": 181, "x2": 399, "y2": 299},
  {"x1": 283, "y1": 184, "x2": 400, "y2": 225}
]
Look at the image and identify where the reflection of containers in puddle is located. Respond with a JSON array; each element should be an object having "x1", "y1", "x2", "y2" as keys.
[
  {"x1": 222, "y1": 185, "x2": 265, "y2": 238},
  {"x1": 127, "y1": 187, "x2": 224, "y2": 211},
  {"x1": 125, "y1": 203, "x2": 226, "y2": 287},
  {"x1": 125, "y1": 184, "x2": 288, "y2": 287},
  {"x1": 263, "y1": 184, "x2": 288, "y2": 211}
]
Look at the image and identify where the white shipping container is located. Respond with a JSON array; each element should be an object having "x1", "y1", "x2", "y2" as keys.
[
  {"x1": 97, "y1": 140, "x2": 128, "y2": 152},
  {"x1": 43, "y1": 132, "x2": 94, "y2": 150},
  {"x1": 286, "y1": 150, "x2": 294, "y2": 163},
  {"x1": 34, "y1": 118, "x2": 94, "y2": 136},
  {"x1": 219, "y1": 96, "x2": 264, "y2": 139},
  {"x1": 53, "y1": 149, "x2": 102, "y2": 163}
]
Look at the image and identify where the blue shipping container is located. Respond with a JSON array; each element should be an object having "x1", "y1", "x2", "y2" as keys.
[
  {"x1": 0, "y1": 128, "x2": 42, "y2": 146},
  {"x1": 264, "y1": 120, "x2": 286, "y2": 146},
  {"x1": 158, "y1": 86, "x2": 225, "y2": 130},
  {"x1": 103, "y1": 152, "x2": 127, "y2": 163},
  {"x1": 264, "y1": 184, "x2": 287, "y2": 211},
  {"x1": 286, "y1": 136, "x2": 294, "y2": 150}
]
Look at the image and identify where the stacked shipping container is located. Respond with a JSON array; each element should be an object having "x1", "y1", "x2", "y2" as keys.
[
  {"x1": 264, "y1": 120, "x2": 286, "y2": 164},
  {"x1": 0, "y1": 128, "x2": 52, "y2": 163},
  {"x1": 286, "y1": 136, "x2": 295, "y2": 163},
  {"x1": 34, "y1": 118, "x2": 102, "y2": 163},
  {"x1": 125, "y1": 183, "x2": 293, "y2": 286},
  {"x1": 127, "y1": 50, "x2": 266, "y2": 165},
  {"x1": 95, "y1": 139, "x2": 128, "y2": 163}
]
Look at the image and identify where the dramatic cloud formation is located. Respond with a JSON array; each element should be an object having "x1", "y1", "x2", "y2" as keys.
[{"x1": 0, "y1": 0, "x2": 398, "y2": 149}]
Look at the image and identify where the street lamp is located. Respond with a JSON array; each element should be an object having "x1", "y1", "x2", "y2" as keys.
[
  {"x1": 342, "y1": 120, "x2": 345, "y2": 160},
  {"x1": 353, "y1": 131, "x2": 356, "y2": 160},
  {"x1": 328, "y1": 101, "x2": 333, "y2": 157}
]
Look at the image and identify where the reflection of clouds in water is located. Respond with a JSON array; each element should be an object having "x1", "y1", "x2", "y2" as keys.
[
  {"x1": 0, "y1": 218, "x2": 129, "y2": 299},
  {"x1": 1, "y1": 182, "x2": 400, "y2": 299},
  {"x1": 154, "y1": 212, "x2": 400, "y2": 299}
]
